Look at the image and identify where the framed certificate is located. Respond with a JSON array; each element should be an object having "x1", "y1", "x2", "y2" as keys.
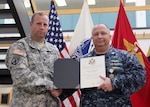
[
  {"x1": 54, "y1": 56, "x2": 106, "y2": 89},
  {"x1": 80, "y1": 56, "x2": 106, "y2": 88}
]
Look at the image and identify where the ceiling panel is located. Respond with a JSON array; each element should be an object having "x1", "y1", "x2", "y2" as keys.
[
  {"x1": 33, "y1": 0, "x2": 138, "y2": 11},
  {"x1": 1, "y1": 0, "x2": 149, "y2": 14},
  {"x1": 1, "y1": 0, "x2": 150, "y2": 12}
]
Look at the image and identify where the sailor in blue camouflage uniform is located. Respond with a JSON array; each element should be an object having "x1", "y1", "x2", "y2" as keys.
[
  {"x1": 79, "y1": 24, "x2": 146, "y2": 107},
  {"x1": 5, "y1": 12, "x2": 62, "y2": 107}
]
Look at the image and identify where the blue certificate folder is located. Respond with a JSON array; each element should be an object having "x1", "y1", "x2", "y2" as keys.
[{"x1": 54, "y1": 58, "x2": 80, "y2": 89}]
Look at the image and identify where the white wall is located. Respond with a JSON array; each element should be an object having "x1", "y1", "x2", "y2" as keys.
[{"x1": 138, "y1": 39, "x2": 150, "y2": 55}]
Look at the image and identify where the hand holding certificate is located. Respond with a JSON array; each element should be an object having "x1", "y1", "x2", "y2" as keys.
[{"x1": 80, "y1": 55, "x2": 106, "y2": 88}]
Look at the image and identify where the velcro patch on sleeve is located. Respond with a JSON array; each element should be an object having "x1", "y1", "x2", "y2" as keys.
[{"x1": 13, "y1": 48, "x2": 25, "y2": 56}]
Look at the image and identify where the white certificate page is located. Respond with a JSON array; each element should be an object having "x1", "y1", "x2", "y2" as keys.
[{"x1": 80, "y1": 56, "x2": 106, "y2": 88}]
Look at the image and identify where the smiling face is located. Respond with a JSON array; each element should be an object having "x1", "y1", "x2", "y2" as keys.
[
  {"x1": 30, "y1": 12, "x2": 49, "y2": 42},
  {"x1": 92, "y1": 24, "x2": 111, "y2": 51}
]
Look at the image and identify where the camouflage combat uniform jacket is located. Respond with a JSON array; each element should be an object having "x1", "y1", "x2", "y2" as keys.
[
  {"x1": 80, "y1": 46, "x2": 146, "y2": 107},
  {"x1": 5, "y1": 37, "x2": 61, "y2": 107}
]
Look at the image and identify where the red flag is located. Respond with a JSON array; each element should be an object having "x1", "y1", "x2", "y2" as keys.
[
  {"x1": 45, "y1": 1, "x2": 81, "y2": 107},
  {"x1": 112, "y1": 1, "x2": 150, "y2": 107},
  {"x1": 147, "y1": 47, "x2": 150, "y2": 61}
]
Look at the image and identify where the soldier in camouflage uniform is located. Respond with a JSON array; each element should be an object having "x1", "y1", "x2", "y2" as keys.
[
  {"x1": 5, "y1": 12, "x2": 62, "y2": 107},
  {"x1": 79, "y1": 24, "x2": 146, "y2": 107}
]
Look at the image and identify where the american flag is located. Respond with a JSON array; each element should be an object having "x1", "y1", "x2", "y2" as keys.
[
  {"x1": 45, "y1": 0, "x2": 70, "y2": 58},
  {"x1": 45, "y1": 1, "x2": 81, "y2": 107}
]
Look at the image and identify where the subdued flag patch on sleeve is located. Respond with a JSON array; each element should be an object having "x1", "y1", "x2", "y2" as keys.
[{"x1": 13, "y1": 48, "x2": 25, "y2": 56}]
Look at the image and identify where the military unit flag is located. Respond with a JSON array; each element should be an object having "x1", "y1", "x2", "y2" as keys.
[{"x1": 112, "y1": 1, "x2": 150, "y2": 107}]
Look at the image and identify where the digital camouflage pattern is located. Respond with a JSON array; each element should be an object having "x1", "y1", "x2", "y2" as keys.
[
  {"x1": 80, "y1": 46, "x2": 146, "y2": 107},
  {"x1": 5, "y1": 37, "x2": 61, "y2": 107}
]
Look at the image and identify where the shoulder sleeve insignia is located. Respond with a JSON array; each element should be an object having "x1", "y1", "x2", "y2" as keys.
[{"x1": 11, "y1": 56, "x2": 20, "y2": 65}]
